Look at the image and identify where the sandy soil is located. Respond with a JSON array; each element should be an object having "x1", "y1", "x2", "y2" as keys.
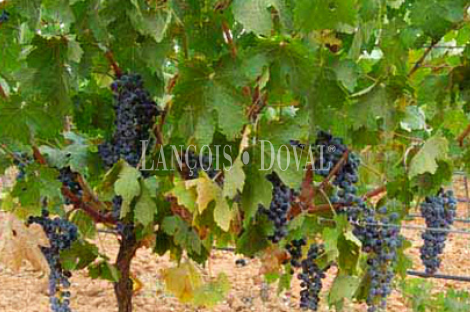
[{"x1": 1, "y1": 176, "x2": 470, "y2": 312}]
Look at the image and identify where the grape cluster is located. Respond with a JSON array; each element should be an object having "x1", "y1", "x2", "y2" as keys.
[
  {"x1": 298, "y1": 243, "x2": 329, "y2": 311},
  {"x1": 0, "y1": 10, "x2": 9, "y2": 23},
  {"x1": 313, "y1": 131, "x2": 362, "y2": 209},
  {"x1": 99, "y1": 73, "x2": 160, "y2": 168},
  {"x1": 352, "y1": 205, "x2": 403, "y2": 312},
  {"x1": 286, "y1": 238, "x2": 306, "y2": 269},
  {"x1": 258, "y1": 173, "x2": 296, "y2": 243},
  {"x1": 59, "y1": 168, "x2": 83, "y2": 204},
  {"x1": 182, "y1": 150, "x2": 218, "y2": 179},
  {"x1": 419, "y1": 189, "x2": 457, "y2": 274},
  {"x1": 28, "y1": 209, "x2": 78, "y2": 312}
]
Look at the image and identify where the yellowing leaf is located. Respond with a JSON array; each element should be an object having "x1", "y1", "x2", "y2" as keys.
[
  {"x1": 213, "y1": 198, "x2": 231, "y2": 232},
  {"x1": 0, "y1": 213, "x2": 50, "y2": 274},
  {"x1": 162, "y1": 261, "x2": 202, "y2": 302},
  {"x1": 409, "y1": 135, "x2": 448, "y2": 178},
  {"x1": 166, "y1": 180, "x2": 197, "y2": 212},
  {"x1": 196, "y1": 176, "x2": 217, "y2": 214},
  {"x1": 192, "y1": 174, "x2": 232, "y2": 231}
]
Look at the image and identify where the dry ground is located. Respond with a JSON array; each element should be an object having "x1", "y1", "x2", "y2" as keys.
[{"x1": 1, "y1": 175, "x2": 470, "y2": 312}]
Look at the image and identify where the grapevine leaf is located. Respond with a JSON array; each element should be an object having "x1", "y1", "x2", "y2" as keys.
[
  {"x1": 162, "y1": 216, "x2": 201, "y2": 255},
  {"x1": 40, "y1": 132, "x2": 90, "y2": 172},
  {"x1": 173, "y1": 58, "x2": 247, "y2": 143},
  {"x1": 191, "y1": 174, "x2": 232, "y2": 231},
  {"x1": 162, "y1": 261, "x2": 202, "y2": 303},
  {"x1": 25, "y1": 36, "x2": 72, "y2": 111},
  {"x1": 89, "y1": 261, "x2": 121, "y2": 282},
  {"x1": 349, "y1": 85, "x2": 396, "y2": 131},
  {"x1": 241, "y1": 148, "x2": 273, "y2": 227},
  {"x1": 114, "y1": 163, "x2": 142, "y2": 217},
  {"x1": 213, "y1": 195, "x2": 231, "y2": 232},
  {"x1": 71, "y1": 210, "x2": 97, "y2": 239},
  {"x1": 409, "y1": 135, "x2": 449, "y2": 179},
  {"x1": 193, "y1": 176, "x2": 218, "y2": 214},
  {"x1": 223, "y1": 157, "x2": 245, "y2": 199},
  {"x1": 400, "y1": 106, "x2": 426, "y2": 132},
  {"x1": 410, "y1": 0, "x2": 467, "y2": 40},
  {"x1": 396, "y1": 239, "x2": 413, "y2": 279},
  {"x1": 0, "y1": 213, "x2": 50, "y2": 274},
  {"x1": 294, "y1": 0, "x2": 357, "y2": 31},
  {"x1": 128, "y1": 0, "x2": 172, "y2": 42},
  {"x1": 328, "y1": 275, "x2": 361, "y2": 304},
  {"x1": 232, "y1": 0, "x2": 281, "y2": 36},
  {"x1": 192, "y1": 273, "x2": 231, "y2": 308},
  {"x1": 236, "y1": 224, "x2": 270, "y2": 257},
  {"x1": 442, "y1": 110, "x2": 469, "y2": 136},
  {"x1": 134, "y1": 180, "x2": 156, "y2": 227},
  {"x1": 0, "y1": 99, "x2": 62, "y2": 144},
  {"x1": 61, "y1": 240, "x2": 99, "y2": 271},
  {"x1": 322, "y1": 227, "x2": 340, "y2": 263},
  {"x1": 338, "y1": 230, "x2": 361, "y2": 274},
  {"x1": 167, "y1": 180, "x2": 197, "y2": 213}
]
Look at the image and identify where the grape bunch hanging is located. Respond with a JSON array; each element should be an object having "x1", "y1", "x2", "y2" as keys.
[
  {"x1": 352, "y1": 205, "x2": 403, "y2": 312},
  {"x1": 298, "y1": 243, "x2": 330, "y2": 311},
  {"x1": 419, "y1": 189, "x2": 457, "y2": 274},
  {"x1": 313, "y1": 130, "x2": 362, "y2": 210},
  {"x1": 99, "y1": 73, "x2": 160, "y2": 168},
  {"x1": 258, "y1": 173, "x2": 296, "y2": 243},
  {"x1": 28, "y1": 209, "x2": 78, "y2": 312}
]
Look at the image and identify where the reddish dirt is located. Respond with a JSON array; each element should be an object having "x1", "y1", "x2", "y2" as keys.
[{"x1": 1, "y1": 174, "x2": 470, "y2": 312}]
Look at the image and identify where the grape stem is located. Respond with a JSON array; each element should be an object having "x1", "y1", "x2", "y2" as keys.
[{"x1": 319, "y1": 150, "x2": 349, "y2": 190}]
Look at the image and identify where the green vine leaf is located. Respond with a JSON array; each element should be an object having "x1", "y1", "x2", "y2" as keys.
[
  {"x1": 409, "y1": 135, "x2": 449, "y2": 179},
  {"x1": 114, "y1": 162, "x2": 142, "y2": 217}
]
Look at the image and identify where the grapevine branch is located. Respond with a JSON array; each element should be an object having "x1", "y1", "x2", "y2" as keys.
[
  {"x1": 32, "y1": 146, "x2": 116, "y2": 224},
  {"x1": 363, "y1": 185, "x2": 387, "y2": 199},
  {"x1": 61, "y1": 187, "x2": 117, "y2": 224},
  {"x1": 408, "y1": 40, "x2": 438, "y2": 77},
  {"x1": 457, "y1": 123, "x2": 470, "y2": 147},
  {"x1": 105, "y1": 50, "x2": 123, "y2": 77},
  {"x1": 222, "y1": 20, "x2": 237, "y2": 59},
  {"x1": 0, "y1": 83, "x2": 7, "y2": 99}
]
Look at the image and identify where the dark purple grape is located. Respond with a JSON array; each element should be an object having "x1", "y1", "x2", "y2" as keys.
[
  {"x1": 419, "y1": 189, "x2": 457, "y2": 274},
  {"x1": 28, "y1": 207, "x2": 78, "y2": 312},
  {"x1": 99, "y1": 73, "x2": 160, "y2": 168}
]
